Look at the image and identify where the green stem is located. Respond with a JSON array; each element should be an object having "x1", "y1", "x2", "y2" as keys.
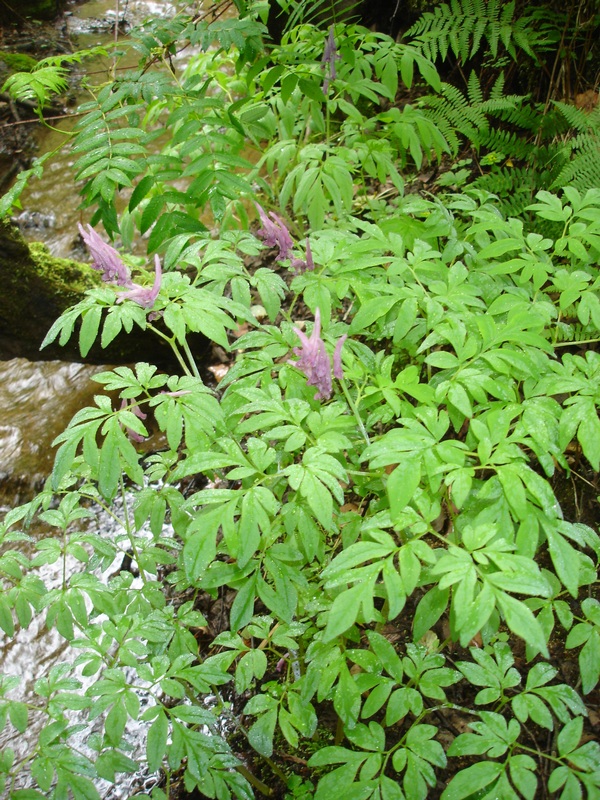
[
  {"x1": 146, "y1": 323, "x2": 193, "y2": 377},
  {"x1": 181, "y1": 336, "x2": 202, "y2": 379},
  {"x1": 339, "y1": 378, "x2": 370, "y2": 445},
  {"x1": 119, "y1": 474, "x2": 148, "y2": 583},
  {"x1": 554, "y1": 337, "x2": 600, "y2": 347},
  {"x1": 236, "y1": 765, "x2": 273, "y2": 796}
]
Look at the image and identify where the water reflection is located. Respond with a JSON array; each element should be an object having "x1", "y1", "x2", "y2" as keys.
[
  {"x1": 1, "y1": 1, "x2": 232, "y2": 794},
  {"x1": 0, "y1": 358, "x2": 105, "y2": 505},
  {"x1": 0, "y1": 487, "x2": 161, "y2": 798}
]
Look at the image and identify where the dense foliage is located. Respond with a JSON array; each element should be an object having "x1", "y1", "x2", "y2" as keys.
[{"x1": 1, "y1": 1, "x2": 599, "y2": 798}]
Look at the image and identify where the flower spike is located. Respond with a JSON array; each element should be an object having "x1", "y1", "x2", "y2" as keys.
[
  {"x1": 117, "y1": 254, "x2": 162, "y2": 309},
  {"x1": 256, "y1": 205, "x2": 295, "y2": 261},
  {"x1": 78, "y1": 223, "x2": 131, "y2": 286},
  {"x1": 292, "y1": 308, "x2": 346, "y2": 400}
]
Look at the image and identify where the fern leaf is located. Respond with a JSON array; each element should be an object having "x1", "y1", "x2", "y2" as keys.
[
  {"x1": 2, "y1": 65, "x2": 68, "y2": 108},
  {"x1": 471, "y1": 166, "x2": 538, "y2": 216},
  {"x1": 467, "y1": 71, "x2": 483, "y2": 105},
  {"x1": 490, "y1": 73, "x2": 506, "y2": 100},
  {"x1": 551, "y1": 141, "x2": 600, "y2": 193},
  {"x1": 553, "y1": 101, "x2": 596, "y2": 131},
  {"x1": 405, "y1": 0, "x2": 545, "y2": 63},
  {"x1": 478, "y1": 129, "x2": 535, "y2": 161}
]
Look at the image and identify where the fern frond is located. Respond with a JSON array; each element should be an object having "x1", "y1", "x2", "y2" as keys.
[
  {"x1": 478, "y1": 128, "x2": 536, "y2": 160},
  {"x1": 471, "y1": 166, "x2": 539, "y2": 215},
  {"x1": 553, "y1": 100, "x2": 598, "y2": 132},
  {"x1": 484, "y1": 100, "x2": 543, "y2": 132},
  {"x1": 548, "y1": 102, "x2": 600, "y2": 192},
  {"x1": 486, "y1": 0, "x2": 503, "y2": 58},
  {"x1": 34, "y1": 47, "x2": 109, "y2": 69},
  {"x1": 489, "y1": 72, "x2": 505, "y2": 100},
  {"x1": 0, "y1": 46, "x2": 110, "y2": 110},
  {"x1": 405, "y1": 0, "x2": 543, "y2": 63},
  {"x1": 281, "y1": 0, "x2": 362, "y2": 31},
  {"x1": 1, "y1": 65, "x2": 69, "y2": 108},
  {"x1": 421, "y1": 82, "x2": 488, "y2": 153},
  {"x1": 551, "y1": 138, "x2": 600, "y2": 192},
  {"x1": 467, "y1": 71, "x2": 483, "y2": 105},
  {"x1": 405, "y1": 4, "x2": 459, "y2": 62},
  {"x1": 550, "y1": 321, "x2": 600, "y2": 345}
]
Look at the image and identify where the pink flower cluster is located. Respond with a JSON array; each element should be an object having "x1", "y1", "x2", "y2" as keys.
[
  {"x1": 255, "y1": 206, "x2": 314, "y2": 274},
  {"x1": 78, "y1": 224, "x2": 161, "y2": 309},
  {"x1": 292, "y1": 308, "x2": 346, "y2": 400}
]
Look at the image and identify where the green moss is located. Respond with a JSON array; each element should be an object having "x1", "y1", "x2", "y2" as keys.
[
  {"x1": 0, "y1": 220, "x2": 99, "y2": 357},
  {"x1": 0, "y1": 0, "x2": 61, "y2": 23},
  {"x1": 28, "y1": 241, "x2": 99, "y2": 296},
  {"x1": 0, "y1": 52, "x2": 38, "y2": 74},
  {"x1": 22, "y1": 0, "x2": 60, "y2": 21}
]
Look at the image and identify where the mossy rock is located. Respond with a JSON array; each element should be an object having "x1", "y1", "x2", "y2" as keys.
[
  {"x1": 0, "y1": 219, "x2": 206, "y2": 368},
  {"x1": 0, "y1": 52, "x2": 38, "y2": 75},
  {"x1": 0, "y1": 218, "x2": 97, "y2": 360},
  {"x1": 0, "y1": 0, "x2": 63, "y2": 23}
]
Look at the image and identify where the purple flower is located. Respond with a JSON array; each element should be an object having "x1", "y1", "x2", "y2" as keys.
[
  {"x1": 256, "y1": 205, "x2": 294, "y2": 261},
  {"x1": 291, "y1": 238, "x2": 315, "y2": 275},
  {"x1": 292, "y1": 308, "x2": 347, "y2": 400},
  {"x1": 78, "y1": 223, "x2": 131, "y2": 287},
  {"x1": 321, "y1": 25, "x2": 340, "y2": 93},
  {"x1": 116, "y1": 255, "x2": 162, "y2": 310}
]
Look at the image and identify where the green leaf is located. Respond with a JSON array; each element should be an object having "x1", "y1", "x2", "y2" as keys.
[
  {"x1": 308, "y1": 746, "x2": 360, "y2": 768},
  {"x1": 78, "y1": 306, "x2": 102, "y2": 357},
  {"x1": 425, "y1": 351, "x2": 460, "y2": 369},
  {"x1": 230, "y1": 573, "x2": 257, "y2": 632},
  {"x1": 441, "y1": 761, "x2": 503, "y2": 799},
  {"x1": 97, "y1": 428, "x2": 121, "y2": 500},
  {"x1": 557, "y1": 717, "x2": 583, "y2": 756},
  {"x1": 495, "y1": 590, "x2": 549, "y2": 658},
  {"x1": 579, "y1": 630, "x2": 600, "y2": 694},
  {"x1": 333, "y1": 664, "x2": 361, "y2": 729},
  {"x1": 413, "y1": 586, "x2": 450, "y2": 642},
  {"x1": 183, "y1": 527, "x2": 217, "y2": 583},
  {"x1": 457, "y1": 581, "x2": 495, "y2": 645},
  {"x1": 147, "y1": 710, "x2": 168, "y2": 772},
  {"x1": 546, "y1": 527, "x2": 581, "y2": 598},
  {"x1": 238, "y1": 490, "x2": 267, "y2": 568},
  {"x1": 8, "y1": 702, "x2": 28, "y2": 733},
  {"x1": 387, "y1": 458, "x2": 421, "y2": 519},
  {"x1": 235, "y1": 649, "x2": 267, "y2": 694},
  {"x1": 386, "y1": 687, "x2": 423, "y2": 725},
  {"x1": 479, "y1": 238, "x2": 524, "y2": 259},
  {"x1": 0, "y1": 596, "x2": 14, "y2": 636},
  {"x1": 447, "y1": 383, "x2": 472, "y2": 417},
  {"x1": 63, "y1": 772, "x2": 101, "y2": 800},
  {"x1": 248, "y1": 707, "x2": 277, "y2": 758},
  {"x1": 104, "y1": 700, "x2": 127, "y2": 746},
  {"x1": 349, "y1": 295, "x2": 399, "y2": 333},
  {"x1": 324, "y1": 582, "x2": 369, "y2": 642},
  {"x1": 129, "y1": 175, "x2": 155, "y2": 211},
  {"x1": 367, "y1": 631, "x2": 403, "y2": 682}
]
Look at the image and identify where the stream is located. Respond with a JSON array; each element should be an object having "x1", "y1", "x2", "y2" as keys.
[
  {"x1": 0, "y1": 0, "x2": 212, "y2": 795},
  {"x1": 15, "y1": 0, "x2": 179, "y2": 257}
]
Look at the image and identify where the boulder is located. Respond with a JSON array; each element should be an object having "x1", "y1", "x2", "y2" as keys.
[
  {"x1": 0, "y1": 0, "x2": 64, "y2": 23},
  {"x1": 0, "y1": 219, "x2": 205, "y2": 368}
]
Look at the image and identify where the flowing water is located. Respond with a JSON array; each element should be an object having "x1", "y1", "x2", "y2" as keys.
[
  {"x1": 0, "y1": 0, "x2": 218, "y2": 794},
  {"x1": 16, "y1": 0, "x2": 180, "y2": 257}
]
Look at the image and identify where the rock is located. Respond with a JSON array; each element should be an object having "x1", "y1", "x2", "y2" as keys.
[
  {"x1": 0, "y1": 218, "x2": 208, "y2": 368},
  {"x1": 14, "y1": 210, "x2": 56, "y2": 231},
  {"x1": 0, "y1": 0, "x2": 64, "y2": 23}
]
